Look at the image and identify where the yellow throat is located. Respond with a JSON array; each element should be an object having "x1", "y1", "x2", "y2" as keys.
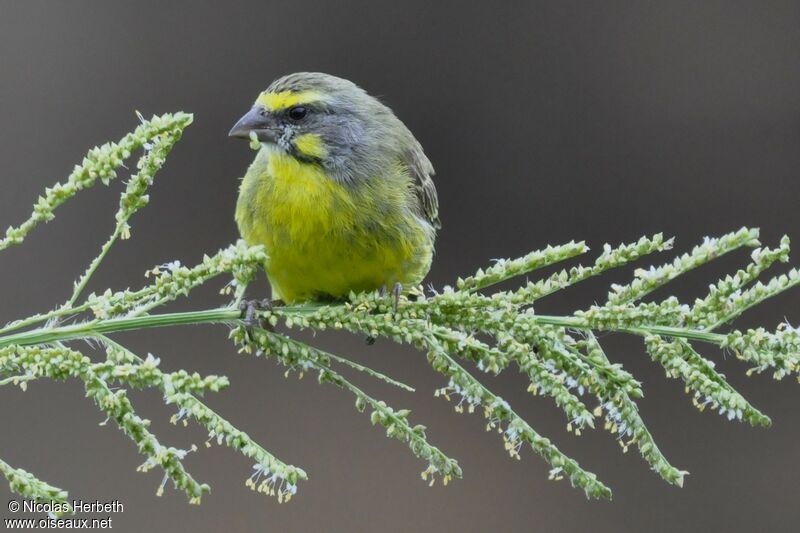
[{"x1": 235, "y1": 145, "x2": 435, "y2": 303}]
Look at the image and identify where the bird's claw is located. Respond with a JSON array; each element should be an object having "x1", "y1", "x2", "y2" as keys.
[
  {"x1": 365, "y1": 283, "x2": 402, "y2": 345},
  {"x1": 391, "y1": 282, "x2": 403, "y2": 313},
  {"x1": 239, "y1": 298, "x2": 273, "y2": 340},
  {"x1": 376, "y1": 282, "x2": 403, "y2": 312},
  {"x1": 378, "y1": 282, "x2": 403, "y2": 313}
]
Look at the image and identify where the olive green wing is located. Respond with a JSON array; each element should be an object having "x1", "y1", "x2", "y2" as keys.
[{"x1": 403, "y1": 144, "x2": 441, "y2": 229}]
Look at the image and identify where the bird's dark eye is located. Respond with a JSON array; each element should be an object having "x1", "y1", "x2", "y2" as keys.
[{"x1": 287, "y1": 106, "x2": 309, "y2": 121}]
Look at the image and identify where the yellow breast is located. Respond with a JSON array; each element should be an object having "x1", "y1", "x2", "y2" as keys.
[{"x1": 235, "y1": 146, "x2": 434, "y2": 302}]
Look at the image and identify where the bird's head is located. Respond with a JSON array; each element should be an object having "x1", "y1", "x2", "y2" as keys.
[{"x1": 229, "y1": 72, "x2": 420, "y2": 183}]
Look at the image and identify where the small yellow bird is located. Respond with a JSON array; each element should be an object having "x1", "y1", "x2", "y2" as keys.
[{"x1": 229, "y1": 72, "x2": 440, "y2": 305}]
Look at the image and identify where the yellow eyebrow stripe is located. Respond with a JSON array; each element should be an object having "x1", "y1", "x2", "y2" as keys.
[{"x1": 255, "y1": 90, "x2": 323, "y2": 111}]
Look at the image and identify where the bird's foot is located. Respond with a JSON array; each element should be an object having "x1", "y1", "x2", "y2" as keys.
[
  {"x1": 376, "y1": 282, "x2": 403, "y2": 312},
  {"x1": 390, "y1": 282, "x2": 403, "y2": 313},
  {"x1": 238, "y1": 298, "x2": 278, "y2": 340},
  {"x1": 365, "y1": 283, "x2": 402, "y2": 345}
]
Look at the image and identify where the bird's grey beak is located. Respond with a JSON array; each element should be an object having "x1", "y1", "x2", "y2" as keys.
[{"x1": 229, "y1": 107, "x2": 277, "y2": 142}]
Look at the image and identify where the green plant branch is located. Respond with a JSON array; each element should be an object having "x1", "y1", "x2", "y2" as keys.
[
  {"x1": 422, "y1": 333, "x2": 612, "y2": 498},
  {"x1": 2, "y1": 112, "x2": 798, "y2": 508},
  {"x1": 65, "y1": 112, "x2": 190, "y2": 308},
  {"x1": 233, "y1": 327, "x2": 461, "y2": 485},
  {"x1": 248, "y1": 332, "x2": 415, "y2": 391},
  {"x1": 581, "y1": 332, "x2": 685, "y2": 485},
  {"x1": 0, "y1": 458, "x2": 70, "y2": 512},
  {"x1": 0, "y1": 113, "x2": 192, "y2": 252},
  {"x1": 98, "y1": 336, "x2": 307, "y2": 501},
  {"x1": 0, "y1": 308, "x2": 740, "y2": 351},
  {"x1": 1, "y1": 344, "x2": 209, "y2": 503},
  {"x1": 0, "y1": 302, "x2": 93, "y2": 336}
]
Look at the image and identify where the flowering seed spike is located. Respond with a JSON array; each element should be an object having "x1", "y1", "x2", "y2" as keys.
[{"x1": 1, "y1": 112, "x2": 797, "y2": 507}]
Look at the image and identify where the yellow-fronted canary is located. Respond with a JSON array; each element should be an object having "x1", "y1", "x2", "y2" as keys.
[{"x1": 230, "y1": 72, "x2": 439, "y2": 304}]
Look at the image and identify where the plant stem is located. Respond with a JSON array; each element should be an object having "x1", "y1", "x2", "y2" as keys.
[
  {"x1": 0, "y1": 302, "x2": 93, "y2": 336},
  {"x1": 533, "y1": 315, "x2": 727, "y2": 343},
  {"x1": 0, "y1": 308, "x2": 240, "y2": 348},
  {"x1": 0, "y1": 306, "x2": 728, "y2": 351},
  {"x1": 66, "y1": 226, "x2": 124, "y2": 308}
]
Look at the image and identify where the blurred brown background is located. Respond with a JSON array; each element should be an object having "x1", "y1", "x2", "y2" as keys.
[{"x1": 1, "y1": 1, "x2": 798, "y2": 531}]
